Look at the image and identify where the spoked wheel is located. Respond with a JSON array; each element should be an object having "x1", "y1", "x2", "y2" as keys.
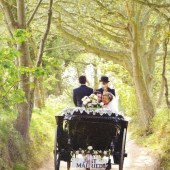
[
  {"x1": 54, "y1": 127, "x2": 60, "y2": 170},
  {"x1": 54, "y1": 150, "x2": 60, "y2": 170},
  {"x1": 119, "y1": 128, "x2": 127, "y2": 170},
  {"x1": 54, "y1": 127, "x2": 71, "y2": 170}
]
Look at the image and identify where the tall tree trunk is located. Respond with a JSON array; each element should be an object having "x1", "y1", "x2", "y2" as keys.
[
  {"x1": 39, "y1": 77, "x2": 45, "y2": 107},
  {"x1": 93, "y1": 64, "x2": 98, "y2": 90},
  {"x1": 156, "y1": 79, "x2": 165, "y2": 107},
  {"x1": 34, "y1": 80, "x2": 42, "y2": 108},
  {"x1": 55, "y1": 71, "x2": 63, "y2": 96},
  {"x1": 34, "y1": 78, "x2": 45, "y2": 108},
  {"x1": 15, "y1": 0, "x2": 31, "y2": 140},
  {"x1": 131, "y1": 23, "x2": 155, "y2": 129}
]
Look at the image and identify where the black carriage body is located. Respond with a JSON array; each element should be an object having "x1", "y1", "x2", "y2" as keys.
[{"x1": 55, "y1": 109, "x2": 128, "y2": 162}]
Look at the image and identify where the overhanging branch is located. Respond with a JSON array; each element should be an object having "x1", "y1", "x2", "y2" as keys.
[
  {"x1": 36, "y1": 0, "x2": 53, "y2": 67},
  {"x1": 0, "y1": 0, "x2": 18, "y2": 33},
  {"x1": 57, "y1": 25, "x2": 133, "y2": 75},
  {"x1": 134, "y1": 0, "x2": 170, "y2": 8},
  {"x1": 27, "y1": 0, "x2": 43, "y2": 26}
]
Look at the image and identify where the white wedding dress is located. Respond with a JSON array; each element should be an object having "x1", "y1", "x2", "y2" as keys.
[{"x1": 103, "y1": 97, "x2": 119, "y2": 113}]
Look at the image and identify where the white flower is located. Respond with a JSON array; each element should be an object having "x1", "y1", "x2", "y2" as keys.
[
  {"x1": 82, "y1": 96, "x2": 88, "y2": 102},
  {"x1": 87, "y1": 103, "x2": 92, "y2": 107},
  {"x1": 92, "y1": 99, "x2": 97, "y2": 104},
  {"x1": 87, "y1": 98, "x2": 91, "y2": 103},
  {"x1": 87, "y1": 146, "x2": 93, "y2": 150},
  {"x1": 104, "y1": 151, "x2": 107, "y2": 155},
  {"x1": 94, "y1": 95, "x2": 98, "y2": 100},
  {"x1": 100, "y1": 102, "x2": 104, "y2": 106},
  {"x1": 81, "y1": 150, "x2": 85, "y2": 154},
  {"x1": 83, "y1": 100, "x2": 87, "y2": 106},
  {"x1": 94, "y1": 150, "x2": 98, "y2": 155},
  {"x1": 89, "y1": 94, "x2": 95, "y2": 98},
  {"x1": 75, "y1": 151, "x2": 79, "y2": 155},
  {"x1": 99, "y1": 150, "x2": 102, "y2": 153}
]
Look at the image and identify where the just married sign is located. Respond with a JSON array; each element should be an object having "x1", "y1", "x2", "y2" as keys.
[{"x1": 72, "y1": 157, "x2": 108, "y2": 169}]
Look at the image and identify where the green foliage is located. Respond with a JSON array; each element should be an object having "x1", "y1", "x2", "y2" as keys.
[
  {"x1": 0, "y1": 96, "x2": 72, "y2": 170},
  {"x1": 0, "y1": 47, "x2": 23, "y2": 109},
  {"x1": 0, "y1": 118, "x2": 27, "y2": 170},
  {"x1": 12, "y1": 89, "x2": 26, "y2": 104},
  {"x1": 13, "y1": 163, "x2": 28, "y2": 170},
  {"x1": 31, "y1": 67, "x2": 46, "y2": 78},
  {"x1": 14, "y1": 29, "x2": 31, "y2": 44},
  {"x1": 130, "y1": 108, "x2": 170, "y2": 169}
]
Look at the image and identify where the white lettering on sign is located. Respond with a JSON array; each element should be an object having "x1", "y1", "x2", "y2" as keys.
[{"x1": 72, "y1": 158, "x2": 107, "y2": 169}]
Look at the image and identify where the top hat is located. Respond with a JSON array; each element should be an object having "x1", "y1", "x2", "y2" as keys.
[{"x1": 99, "y1": 76, "x2": 110, "y2": 83}]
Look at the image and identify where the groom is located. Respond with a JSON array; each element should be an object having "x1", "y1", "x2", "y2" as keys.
[{"x1": 73, "y1": 75, "x2": 93, "y2": 107}]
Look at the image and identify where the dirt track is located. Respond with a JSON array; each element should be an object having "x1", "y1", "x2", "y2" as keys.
[{"x1": 38, "y1": 132, "x2": 160, "y2": 170}]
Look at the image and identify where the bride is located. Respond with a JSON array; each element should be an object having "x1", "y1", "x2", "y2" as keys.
[{"x1": 102, "y1": 92, "x2": 118, "y2": 113}]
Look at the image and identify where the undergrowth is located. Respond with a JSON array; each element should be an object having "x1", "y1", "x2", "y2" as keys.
[
  {"x1": 0, "y1": 95, "x2": 72, "y2": 170},
  {"x1": 129, "y1": 108, "x2": 170, "y2": 170}
]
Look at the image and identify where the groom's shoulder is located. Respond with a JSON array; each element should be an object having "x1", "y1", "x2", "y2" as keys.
[
  {"x1": 73, "y1": 85, "x2": 93, "y2": 93},
  {"x1": 86, "y1": 86, "x2": 93, "y2": 91}
]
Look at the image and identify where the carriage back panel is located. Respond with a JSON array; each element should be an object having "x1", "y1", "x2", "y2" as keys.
[{"x1": 66, "y1": 115, "x2": 121, "y2": 151}]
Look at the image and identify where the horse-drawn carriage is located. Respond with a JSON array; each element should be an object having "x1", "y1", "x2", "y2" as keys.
[{"x1": 54, "y1": 107, "x2": 128, "y2": 170}]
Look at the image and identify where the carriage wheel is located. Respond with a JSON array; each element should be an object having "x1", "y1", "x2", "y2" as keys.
[
  {"x1": 54, "y1": 127, "x2": 60, "y2": 170},
  {"x1": 119, "y1": 128, "x2": 126, "y2": 170},
  {"x1": 54, "y1": 151, "x2": 60, "y2": 170}
]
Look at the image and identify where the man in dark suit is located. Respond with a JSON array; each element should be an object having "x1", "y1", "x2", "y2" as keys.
[
  {"x1": 97, "y1": 76, "x2": 115, "y2": 96},
  {"x1": 73, "y1": 75, "x2": 93, "y2": 107}
]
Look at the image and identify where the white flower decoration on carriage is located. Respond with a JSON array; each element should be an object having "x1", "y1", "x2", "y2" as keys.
[
  {"x1": 94, "y1": 150, "x2": 98, "y2": 155},
  {"x1": 87, "y1": 146, "x2": 93, "y2": 150},
  {"x1": 103, "y1": 151, "x2": 107, "y2": 155},
  {"x1": 75, "y1": 151, "x2": 79, "y2": 155}
]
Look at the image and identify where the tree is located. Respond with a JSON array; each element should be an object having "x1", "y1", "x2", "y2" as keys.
[
  {"x1": 53, "y1": 0, "x2": 169, "y2": 129},
  {"x1": 0, "y1": 0, "x2": 53, "y2": 140}
]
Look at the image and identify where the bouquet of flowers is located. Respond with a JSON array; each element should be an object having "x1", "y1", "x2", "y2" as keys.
[{"x1": 82, "y1": 94, "x2": 103, "y2": 108}]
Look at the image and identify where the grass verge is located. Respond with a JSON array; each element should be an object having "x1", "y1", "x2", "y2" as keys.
[
  {"x1": 0, "y1": 95, "x2": 72, "y2": 170},
  {"x1": 129, "y1": 108, "x2": 170, "y2": 170}
]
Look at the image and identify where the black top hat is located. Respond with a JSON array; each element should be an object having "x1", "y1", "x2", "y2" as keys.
[{"x1": 99, "y1": 76, "x2": 110, "y2": 83}]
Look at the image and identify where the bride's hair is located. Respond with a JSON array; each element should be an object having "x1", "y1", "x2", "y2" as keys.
[{"x1": 103, "y1": 92, "x2": 113, "y2": 101}]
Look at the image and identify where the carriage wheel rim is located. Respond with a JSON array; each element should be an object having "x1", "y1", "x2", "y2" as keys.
[{"x1": 119, "y1": 128, "x2": 127, "y2": 170}]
